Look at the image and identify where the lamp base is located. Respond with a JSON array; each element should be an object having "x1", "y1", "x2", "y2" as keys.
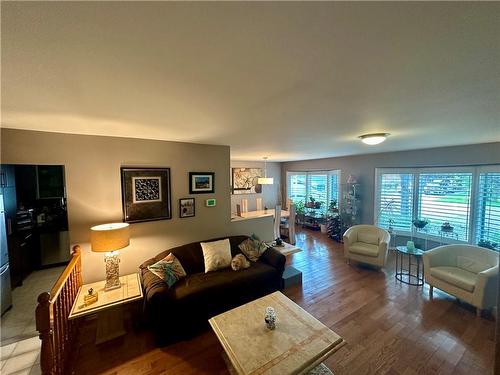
[{"x1": 104, "y1": 251, "x2": 121, "y2": 291}]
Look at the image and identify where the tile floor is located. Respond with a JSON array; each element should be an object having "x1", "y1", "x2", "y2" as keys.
[{"x1": 1, "y1": 266, "x2": 65, "y2": 375}]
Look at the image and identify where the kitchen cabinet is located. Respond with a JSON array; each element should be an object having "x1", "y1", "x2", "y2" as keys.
[{"x1": 37, "y1": 166, "x2": 65, "y2": 199}]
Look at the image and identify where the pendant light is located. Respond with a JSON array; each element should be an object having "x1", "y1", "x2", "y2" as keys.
[{"x1": 257, "y1": 157, "x2": 274, "y2": 185}]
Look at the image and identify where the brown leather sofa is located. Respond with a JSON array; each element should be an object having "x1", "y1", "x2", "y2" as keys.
[{"x1": 139, "y1": 235, "x2": 286, "y2": 345}]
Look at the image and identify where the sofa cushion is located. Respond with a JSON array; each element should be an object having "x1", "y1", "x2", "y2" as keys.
[
  {"x1": 457, "y1": 256, "x2": 491, "y2": 274},
  {"x1": 350, "y1": 242, "x2": 379, "y2": 257},
  {"x1": 430, "y1": 266, "x2": 477, "y2": 292},
  {"x1": 147, "y1": 253, "x2": 186, "y2": 287},
  {"x1": 201, "y1": 239, "x2": 232, "y2": 273},
  {"x1": 357, "y1": 232, "x2": 379, "y2": 245},
  {"x1": 239, "y1": 237, "x2": 268, "y2": 262}
]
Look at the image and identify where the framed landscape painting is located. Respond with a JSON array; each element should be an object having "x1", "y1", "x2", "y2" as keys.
[
  {"x1": 232, "y1": 168, "x2": 263, "y2": 194},
  {"x1": 121, "y1": 167, "x2": 172, "y2": 223},
  {"x1": 189, "y1": 172, "x2": 215, "y2": 194}
]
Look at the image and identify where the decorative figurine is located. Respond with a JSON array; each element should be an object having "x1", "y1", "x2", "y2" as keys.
[
  {"x1": 265, "y1": 306, "x2": 276, "y2": 330},
  {"x1": 83, "y1": 287, "x2": 98, "y2": 307},
  {"x1": 275, "y1": 237, "x2": 283, "y2": 246}
]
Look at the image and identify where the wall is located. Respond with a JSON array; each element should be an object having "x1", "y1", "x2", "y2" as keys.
[
  {"x1": 1, "y1": 129, "x2": 273, "y2": 283},
  {"x1": 282, "y1": 142, "x2": 500, "y2": 224},
  {"x1": 230, "y1": 160, "x2": 281, "y2": 213}
]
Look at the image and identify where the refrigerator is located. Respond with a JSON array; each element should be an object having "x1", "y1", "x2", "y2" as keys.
[{"x1": 1, "y1": 194, "x2": 12, "y2": 315}]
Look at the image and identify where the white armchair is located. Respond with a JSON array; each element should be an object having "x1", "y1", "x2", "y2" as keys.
[
  {"x1": 423, "y1": 244, "x2": 498, "y2": 316},
  {"x1": 343, "y1": 225, "x2": 391, "y2": 268}
]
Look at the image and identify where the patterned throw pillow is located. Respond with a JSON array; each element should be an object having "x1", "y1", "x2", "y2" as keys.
[
  {"x1": 239, "y1": 234, "x2": 268, "y2": 262},
  {"x1": 148, "y1": 253, "x2": 187, "y2": 287}
]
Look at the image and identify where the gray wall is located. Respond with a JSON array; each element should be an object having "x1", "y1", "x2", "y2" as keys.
[
  {"x1": 230, "y1": 161, "x2": 281, "y2": 213},
  {"x1": 1, "y1": 129, "x2": 274, "y2": 282},
  {"x1": 282, "y1": 142, "x2": 500, "y2": 224}
]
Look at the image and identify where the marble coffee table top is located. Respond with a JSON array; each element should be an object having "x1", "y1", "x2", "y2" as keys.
[{"x1": 209, "y1": 292, "x2": 345, "y2": 375}]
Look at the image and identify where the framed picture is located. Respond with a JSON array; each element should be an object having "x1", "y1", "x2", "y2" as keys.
[
  {"x1": 189, "y1": 172, "x2": 215, "y2": 194},
  {"x1": 232, "y1": 168, "x2": 263, "y2": 194},
  {"x1": 179, "y1": 198, "x2": 195, "y2": 218},
  {"x1": 121, "y1": 167, "x2": 172, "y2": 223}
]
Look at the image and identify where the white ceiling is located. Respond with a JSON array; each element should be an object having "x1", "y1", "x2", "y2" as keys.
[{"x1": 2, "y1": 2, "x2": 499, "y2": 161}]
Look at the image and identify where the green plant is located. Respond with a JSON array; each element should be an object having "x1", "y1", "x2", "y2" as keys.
[
  {"x1": 478, "y1": 240, "x2": 499, "y2": 250},
  {"x1": 412, "y1": 218, "x2": 429, "y2": 229},
  {"x1": 294, "y1": 200, "x2": 305, "y2": 215}
]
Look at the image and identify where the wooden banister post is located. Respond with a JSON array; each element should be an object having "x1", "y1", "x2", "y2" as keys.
[
  {"x1": 73, "y1": 245, "x2": 82, "y2": 286},
  {"x1": 36, "y1": 292, "x2": 54, "y2": 375}
]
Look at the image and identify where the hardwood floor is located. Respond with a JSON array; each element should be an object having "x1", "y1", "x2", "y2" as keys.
[{"x1": 73, "y1": 228, "x2": 496, "y2": 375}]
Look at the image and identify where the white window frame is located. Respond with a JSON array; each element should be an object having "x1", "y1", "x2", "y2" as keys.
[{"x1": 375, "y1": 165, "x2": 500, "y2": 247}]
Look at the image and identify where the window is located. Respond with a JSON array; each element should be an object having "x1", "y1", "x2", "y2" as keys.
[
  {"x1": 376, "y1": 172, "x2": 414, "y2": 232},
  {"x1": 287, "y1": 170, "x2": 340, "y2": 208},
  {"x1": 475, "y1": 171, "x2": 500, "y2": 247},
  {"x1": 375, "y1": 166, "x2": 500, "y2": 249},
  {"x1": 418, "y1": 172, "x2": 472, "y2": 241}
]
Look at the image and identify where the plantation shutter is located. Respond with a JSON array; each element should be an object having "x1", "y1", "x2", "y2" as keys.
[
  {"x1": 376, "y1": 172, "x2": 414, "y2": 232},
  {"x1": 308, "y1": 174, "x2": 328, "y2": 206},
  {"x1": 288, "y1": 173, "x2": 307, "y2": 204},
  {"x1": 475, "y1": 172, "x2": 500, "y2": 249},
  {"x1": 417, "y1": 172, "x2": 472, "y2": 241}
]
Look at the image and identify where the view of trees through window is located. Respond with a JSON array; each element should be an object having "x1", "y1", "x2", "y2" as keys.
[{"x1": 376, "y1": 167, "x2": 500, "y2": 250}]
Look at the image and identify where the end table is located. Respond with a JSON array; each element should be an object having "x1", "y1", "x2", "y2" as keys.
[
  {"x1": 395, "y1": 246, "x2": 424, "y2": 286},
  {"x1": 69, "y1": 273, "x2": 143, "y2": 343}
]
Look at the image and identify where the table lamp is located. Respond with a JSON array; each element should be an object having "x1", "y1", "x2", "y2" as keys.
[{"x1": 90, "y1": 223, "x2": 130, "y2": 291}]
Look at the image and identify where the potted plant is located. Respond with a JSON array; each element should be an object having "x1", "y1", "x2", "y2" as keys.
[
  {"x1": 294, "y1": 201, "x2": 305, "y2": 224},
  {"x1": 478, "y1": 240, "x2": 499, "y2": 251},
  {"x1": 388, "y1": 218, "x2": 395, "y2": 233},
  {"x1": 412, "y1": 218, "x2": 429, "y2": 229}
]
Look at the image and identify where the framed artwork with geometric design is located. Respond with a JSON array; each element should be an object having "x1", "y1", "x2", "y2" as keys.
[{"x1": 121, "y1": 167, "x2": 172, "y2": 223}]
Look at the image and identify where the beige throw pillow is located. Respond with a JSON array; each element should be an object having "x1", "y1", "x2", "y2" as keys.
[{"x1": 201, "y1": 239, "x2": 232, "y2": 273}]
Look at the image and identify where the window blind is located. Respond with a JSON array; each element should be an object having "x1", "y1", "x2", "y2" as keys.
[
  {"x1": 475, "y1": 172, "x2": 500, "y2": 248},
  {"x1": 308, "y1": 174, "x2": 328, "y2": 206},
  {"x1": 376, "y1": 173, "x2": 414, "y2": 232},
  {"x1": 417, "y1": 172, "x2": 472, "y2": 241},
  {"x1": 288, "y1": 173, "x2": 307, "y2": 204},
  {"x1": 329, "y1": 171, "x2": 340, "y2": 206}
]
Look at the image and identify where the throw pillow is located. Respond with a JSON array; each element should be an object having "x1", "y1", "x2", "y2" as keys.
[
  {"x1": 239, "y1": 237, "x2": 268, "y2": 262},
  {"x1": 201, "y1": 238, "x2": 232, "y2": 273},
  {"x1": 147, "y1": 253, "x2": 187, "y2": 287},
  {"x1": 358, "y1": 232, "x2": 379, "y2": 245}
]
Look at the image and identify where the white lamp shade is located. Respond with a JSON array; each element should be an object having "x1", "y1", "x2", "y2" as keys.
[
  {"x1": 257, "y1": 177, "x2": 274, "y2": 185},
  {"x1": 90, "y1": 223, "x2": 130, "y2": 252}
]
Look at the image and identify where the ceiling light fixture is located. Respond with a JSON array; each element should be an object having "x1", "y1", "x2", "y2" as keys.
[
  {"x1": 257, "y1": 157, "x2": 274, "y2": 185},
  {"x1": 359, "y1": 133, "x2": 390, "y2": 145}
]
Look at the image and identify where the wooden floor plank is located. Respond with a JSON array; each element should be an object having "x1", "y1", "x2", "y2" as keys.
[{"x1": 72, "y1": 228, "x2": 495, "y2": 375}]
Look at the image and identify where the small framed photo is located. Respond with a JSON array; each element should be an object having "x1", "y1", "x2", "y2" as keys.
[
  {"x1": 189, "y1": 172, "x2": 215, "y2": 194},
  {"x1": 121, "y1": 167, "x2": 172, "y2": 223},
  {"x1": 179, "y1": 198, "x2": 195, "y2": 218}
]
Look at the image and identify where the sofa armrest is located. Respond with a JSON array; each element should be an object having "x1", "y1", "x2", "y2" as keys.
[
  {"x1": 260, "y1": 247, "x2": 286, "y2": 275},
  {"x1": 343, "y1": 227, "x2": 356, "y2": 246},
  {"x1": 473, "y1": 265, "x2": 499, "y2": 309}
]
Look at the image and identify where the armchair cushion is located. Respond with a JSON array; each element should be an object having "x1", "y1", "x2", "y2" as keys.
[
  {"x1": 430, "y1": 266, "x2": 477, "y2": 292},
  {"x1": 350, "y1": 242, "x2": 379, "y2": 257},
  {"x1": 357, "y1": 232, "x2": 379, "y2": 245},
  {"x1": 457, "y1": 256, "x2": 491, "y2": 274}
]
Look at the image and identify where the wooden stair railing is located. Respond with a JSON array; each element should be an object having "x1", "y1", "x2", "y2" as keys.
[{"x1": 36, "y1": 245, "x2": 83, "y2": 375}]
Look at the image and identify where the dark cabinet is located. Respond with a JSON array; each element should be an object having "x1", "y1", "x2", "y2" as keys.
[
  {"x1": 0, "y1": 165, "x2": 16, "y2": 188},
  {"x1": 37, "y1": 166, "x2": 65, "y2": 199}
]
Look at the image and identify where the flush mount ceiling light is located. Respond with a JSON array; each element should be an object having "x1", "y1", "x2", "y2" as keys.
[
  {"x1": 257, "y1": 157, "x2": 274, "y2": 185},
  {"x1": 359, "y1": 133, "x2": 390, "y2": 145}
]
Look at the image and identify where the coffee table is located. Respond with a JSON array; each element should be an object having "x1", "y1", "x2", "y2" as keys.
[{"x1": 209, "y1": 291, "x2": 345, "y2": 375}]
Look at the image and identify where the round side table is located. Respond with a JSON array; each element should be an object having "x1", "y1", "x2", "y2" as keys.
[{"x1": 395, "y1": 246, "x2": 424, "y2": 286}]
